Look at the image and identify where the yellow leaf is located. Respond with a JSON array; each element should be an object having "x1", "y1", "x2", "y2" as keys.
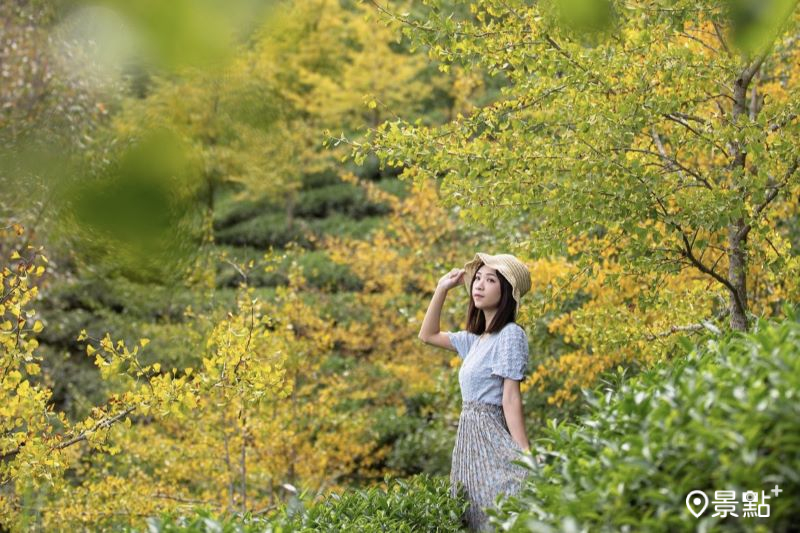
[
  {"x1": 4, "y1": 371, "x2": 22, "y2": 389},
  {"x1": 182, "y1": 392, "x2": 197, "y2": 409}
]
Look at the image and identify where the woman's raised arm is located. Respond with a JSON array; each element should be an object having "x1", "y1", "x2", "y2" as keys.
[{"x1": 418, "y1": 268, "x2": 464, "y2": 351}]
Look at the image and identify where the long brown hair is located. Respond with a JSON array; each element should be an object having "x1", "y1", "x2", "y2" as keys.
[{"x1": 465, "y1": 262, "x2": 517, "y2": 335}]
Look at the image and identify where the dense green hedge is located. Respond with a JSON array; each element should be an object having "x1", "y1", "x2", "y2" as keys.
[
  {"x1": 294, "y1": 182, "x2": 390, "y2": 218},
  {"x1": 215, "y1": 246, "x2": 363, "y2": 291},
  {"x1": 214, "y1": 178, "x2": 394, "y2": 249},
  {"x1": 215, "y1": 211, "x2": 312, "y2": 249},
  {"x1": 214, "y1": 208, "x2": 387, "y2": 251},
  {"x1": 494, "y1": 312, "x2": 800, "y2": 532},
  {"x1": 280, "y1": 474, "x2": 467, "y2": 531},
  {"x1": 135, "y1": 474, "x2": 467, "y2": 532}
]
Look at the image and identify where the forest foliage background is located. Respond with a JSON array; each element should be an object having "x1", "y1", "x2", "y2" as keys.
[{"x1": 1, "y1": 0, "x2": 799, "y2": 531}]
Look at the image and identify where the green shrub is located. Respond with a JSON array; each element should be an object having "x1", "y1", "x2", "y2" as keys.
[
  {"x1": 36, "y1": 276, "x2": 211, "y2": 417},
  {"x1": 385, "y1": 379, "x2": 463, "y2": 478},
  {"x1": 213, "y1": 192, "x2": 281, "y2": 232},
  {"x1": 301, "y1": 169, "x2": 342, "y2": 190},
  {"x1": 129, "y1": 508, "x2": 269, "y2": 533},
  {"x1": 215, "y1": 247, "x2": 362, "y2": 291},
  {"x1": 495, "y1": 312, "x2": 800, "y2": 532},
  {"x1": 135, "y1": 474, "x2": 468, "y2": 532},
  {"x1": 306, "y1": 212, "x2": 385, "y2": 241},
  {"x1": 372, "y1": 177, "x2": 411, "y2": 199},
  {"x1": 295, "y1": 183, "x2": 390, "y2": 218},
  {"x1": 386, "y1": 413, "x2": 457, "y2": 477},
  {"x1": 280, "y1": 473, "x2": 468, "y2": 532},
  {"x1": 295, "y1": 249, "x2": 363, "y2": 292},
  {"x1": 214, "y1": 211, "x2": 311, "y2": 249}
]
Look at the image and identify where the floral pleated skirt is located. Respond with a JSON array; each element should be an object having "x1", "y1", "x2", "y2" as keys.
[{"x1": 450, "y1": 401, "x2": 530, "y2": 531}]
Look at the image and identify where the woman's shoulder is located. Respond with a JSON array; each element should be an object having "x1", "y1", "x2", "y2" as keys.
[
  {"x1": 494, "y1": 322, "x2": 529, "y2": 358},
  {"x1": 500, "y1": 322, "x2": 527, "y2": 338}
]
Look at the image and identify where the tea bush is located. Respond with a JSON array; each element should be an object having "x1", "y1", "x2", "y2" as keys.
[
  {"x1": 494, "y1": 312, "x2": 800, "y2": 532},
  {"x1": 281, "y1": 473, "x2": 468, "y2": 532},
  {"x1": 135, "y1": 473, "x2": 468, "y2": 532}
]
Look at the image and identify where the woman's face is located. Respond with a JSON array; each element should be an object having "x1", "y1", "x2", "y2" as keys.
[{"x1": 471, "y1": 265, "x2": 502, "y2": 310}]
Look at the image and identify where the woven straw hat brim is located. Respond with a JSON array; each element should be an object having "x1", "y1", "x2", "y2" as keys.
[{"x1": 462, "y1": 253, "x2": 531, "y2": 312}]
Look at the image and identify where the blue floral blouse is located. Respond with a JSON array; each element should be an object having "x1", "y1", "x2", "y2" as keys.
[{"x1": 447, "y1": 322, "x2": 529, "y2": 406}]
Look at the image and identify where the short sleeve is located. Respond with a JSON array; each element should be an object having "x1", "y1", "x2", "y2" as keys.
[
  {"x1": 491, "y1": 325, "x2": 529, "y2": 381},
  {"x1": 447, "y1": 330, "x2": 477, "y2": 360}
]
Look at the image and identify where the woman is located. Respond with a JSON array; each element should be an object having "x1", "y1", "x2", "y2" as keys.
[{"x1": 418, "y1": 252, "x2": 532, "y2": 531}]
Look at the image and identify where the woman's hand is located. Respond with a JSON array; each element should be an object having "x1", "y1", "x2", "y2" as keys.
[{"x1": 437, "y1": 268, "x2": 465, "y2": 292}]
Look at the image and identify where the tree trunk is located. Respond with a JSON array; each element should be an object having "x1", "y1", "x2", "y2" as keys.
[
  {"x1": 727, "y1": 58, "x2": 762, "y2": 331},
  {"x1": 728, "y1": 221, "x2": 749, "y2": 331},
  {"x1": 286, "y1": 192, "x2": 295, "y2": 232}
]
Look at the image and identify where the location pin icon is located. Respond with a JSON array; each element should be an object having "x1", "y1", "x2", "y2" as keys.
[{"x1": 686, "y1": 490, "x2": 709, "y2": 518}]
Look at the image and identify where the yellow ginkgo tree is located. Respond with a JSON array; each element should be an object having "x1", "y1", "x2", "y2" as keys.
[{"x1": 335, "y1": 0, "x2": 800, "y2": 404}]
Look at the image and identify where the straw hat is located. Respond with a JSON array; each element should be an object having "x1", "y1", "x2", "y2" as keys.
[{"x1": 463, "y1": 252, "x2": 532, "y2": 313}]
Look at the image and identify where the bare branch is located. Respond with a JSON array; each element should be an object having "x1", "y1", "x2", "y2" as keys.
[
  {"x1": 241, "y1": 415, "x2": 248, "y2": 514},
  {"x1": 667, "y1": 112, "x2": 708, "y2": 125},
  {"x1": 224, "y1": 259, "x2": 248, "y2": 285},
  {"x1": 678, "y1": 31, "x2": 719, "y2": 54},
  {"x1": 741, "y1": 49, "x2": 770, "y2": 89},
  {"x1": 651, "y1": 129, "x2": 687, "y2": 182},
  {"x1": 644, "y1": 323, "x2": 704, "y2": 340},
  {"x1": 712, "y1": 20, "x2": 731, "y2": 55},
  {"x1": 152, "y1": 492, "x2": 222, "y2": 507}
]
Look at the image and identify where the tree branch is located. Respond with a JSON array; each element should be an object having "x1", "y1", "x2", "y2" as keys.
[
  {"x1": 712, "y1": 20, "x2": 731, "y2": 55},
  {"x1": 651, "y1": 129, "x2": 686, "y2": 182},
  {"x1": 152, "y1": 492, "x2": 222, "y2": 507},
  {"x1": 679, "y1": 232, "x2": 747, "y2": 320},
  {"x1": 542, "y1": 33, "x2": 617, "y2": 95},
  {"x1": 737, "y1": 157, "x2": 800, "y2": 241},
  {"x1": 644, "y1": 307, "x2": 731, "y2": 340},
  {"x1": 768, "y1": 113, "x2": 798, "y2": 132},
  {"x1": 662, "y1": 113, "x2": 730, "y2": 159},
  {"x1": 366, "y1": 0, "x2": 529, "y2": 38},
  {"x1": 0, "y1": 406, "x2": 136, "y2": 462},
  {"x1": 678, "y1": 31, "x2": 719, "y2": 54},
  {"x1": 615, "y1": 146, "x2": 712, "y2": 187},
  {"x1": 644, "y1": 323, "x2": 704, "y2": 340}
]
